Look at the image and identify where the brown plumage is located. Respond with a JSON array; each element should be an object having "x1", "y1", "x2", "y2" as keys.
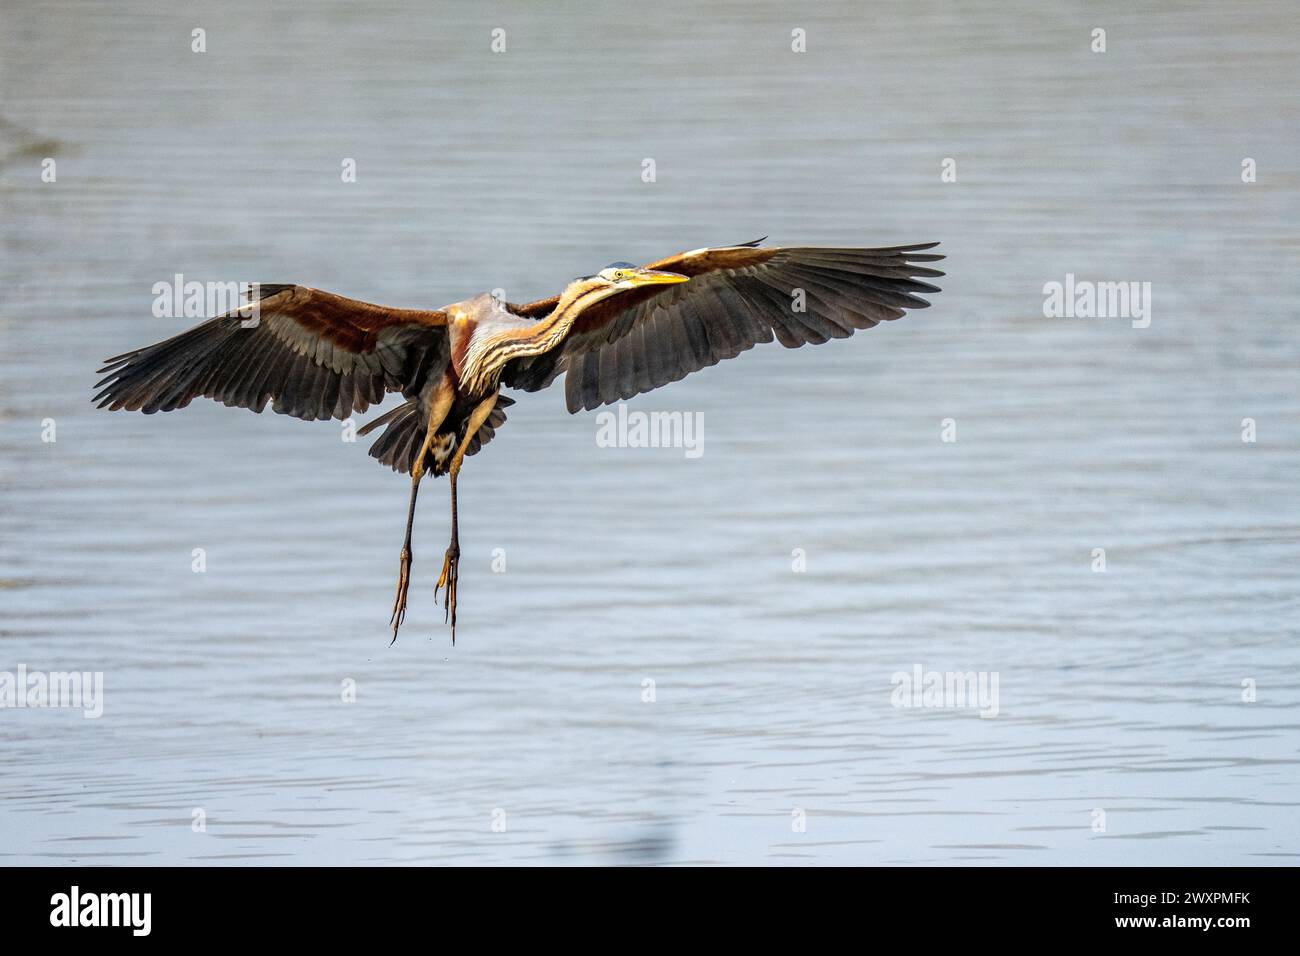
[{"x1": 95, "y1": 239, "x2": 944, "y2": 642}]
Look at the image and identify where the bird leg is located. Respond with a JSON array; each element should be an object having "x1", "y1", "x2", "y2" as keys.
[
  {"x1": 435, "y1": 390, "x2": 498, "y2": 644},
  {"x1": 388, "y1": 472, "x2": 420, "y2": 643},
  {"x1": 435, "y1": 471, "x2": 460, "y2": 634},
  {"x1": 389, "y1": 378, "x2": 454, "y2": 644}
]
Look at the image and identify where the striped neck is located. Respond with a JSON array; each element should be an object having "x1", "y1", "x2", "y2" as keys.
[{"x1": 464, "y1": 279, "x2": 620, "y2": 393}]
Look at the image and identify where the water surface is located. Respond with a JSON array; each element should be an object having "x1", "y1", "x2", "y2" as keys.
[{"x1": 1, "y1": 0, "x2": 1298, "y2": 864}]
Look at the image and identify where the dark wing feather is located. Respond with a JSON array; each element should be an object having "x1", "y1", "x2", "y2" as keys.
[
  {"x1": 94, "y1": 285, "x2": 450, "y2": 421},
  {"x1": 501, "y1": 242, "x2": 943, "y2": 412}
]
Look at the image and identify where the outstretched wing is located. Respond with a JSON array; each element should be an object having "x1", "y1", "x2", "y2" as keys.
[
  {"x1": 502, "y1": 241, "x2": 943, "y2": 412},
  {"x1": 95, "y1": 285, "x2": 450, "y2": 421}
]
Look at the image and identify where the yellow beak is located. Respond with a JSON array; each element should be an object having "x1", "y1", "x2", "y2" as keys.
[{"x1": 627, "y1": 269, "x2": 690, "y2": 287}]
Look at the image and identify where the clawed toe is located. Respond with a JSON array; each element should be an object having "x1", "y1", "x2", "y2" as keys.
[
  {"x1": 434, "y1": 546, "x2": 460, "y2": 642},
  {"x1": 389, "y1": 547, "x2": 412, "y2": 643}
]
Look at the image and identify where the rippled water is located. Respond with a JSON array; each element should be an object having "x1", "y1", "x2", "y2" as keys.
[{"x1": 2, "y1": 0, "x2": 1298, "y2": 865}]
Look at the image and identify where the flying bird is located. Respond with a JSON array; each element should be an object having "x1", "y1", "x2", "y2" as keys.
[{"x1": 95, "y1": 239, "x2": 944, "y2": 642}]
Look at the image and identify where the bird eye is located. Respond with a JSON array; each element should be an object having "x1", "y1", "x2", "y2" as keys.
[{"x1": 614, "y1": 271, "x2": 626, "y2": 279}]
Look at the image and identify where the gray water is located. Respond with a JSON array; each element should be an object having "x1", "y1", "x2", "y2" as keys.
[{"x1": 1, "y1": 0, "x2": 1298, "y2": 865}]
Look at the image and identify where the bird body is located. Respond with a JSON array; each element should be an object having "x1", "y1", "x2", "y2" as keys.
[
  {"x1": 447, "y1": 292, "x2": 528, "y2": 395},
  {"x1": 96, "y1": 239, "x2": 944, "y2": 642}
]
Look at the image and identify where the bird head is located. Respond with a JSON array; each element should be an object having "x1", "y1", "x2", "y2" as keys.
[
  {"x1": 552, "y1": 263, "x2": 690, "y2": 318},
  {"x1": 592, "y1": 262, "x2": 690, "y2": 291}
]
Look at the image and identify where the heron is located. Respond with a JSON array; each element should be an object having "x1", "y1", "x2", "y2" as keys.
[{"x1": 95, "y1": 239, "x2": 944, "y2": 642}]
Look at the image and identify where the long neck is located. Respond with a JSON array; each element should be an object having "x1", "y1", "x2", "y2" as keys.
[
  {"x1": 518, "y1": 280, "x2": 605, "y2": 357},
  {"x1": 464, "y1": 280, "x2": 618, "y2": 393}
]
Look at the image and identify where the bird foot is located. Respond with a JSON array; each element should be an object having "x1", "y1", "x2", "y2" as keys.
[
  {"x1": 434, "y1": 543, "x2": 460, "y2": 643},
  {"x1": 389, "y1": 546, "x2": 412, "y2": 644}
]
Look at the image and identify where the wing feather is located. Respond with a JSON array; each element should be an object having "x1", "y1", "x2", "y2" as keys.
[
  {"x1": 503, "y1": 242, "x2": 943, "y2": 412},
  {"x1": 95, "y1": 285, "x2": 449, "y2": 422}
]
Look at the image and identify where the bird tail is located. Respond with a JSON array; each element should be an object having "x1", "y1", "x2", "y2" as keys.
[
  {"x1": 362, "y1": 395, "x2": 515, "y2": 476},
  {"x1": 362, "y1": 401, "x2": 425, "y2": 474}
]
